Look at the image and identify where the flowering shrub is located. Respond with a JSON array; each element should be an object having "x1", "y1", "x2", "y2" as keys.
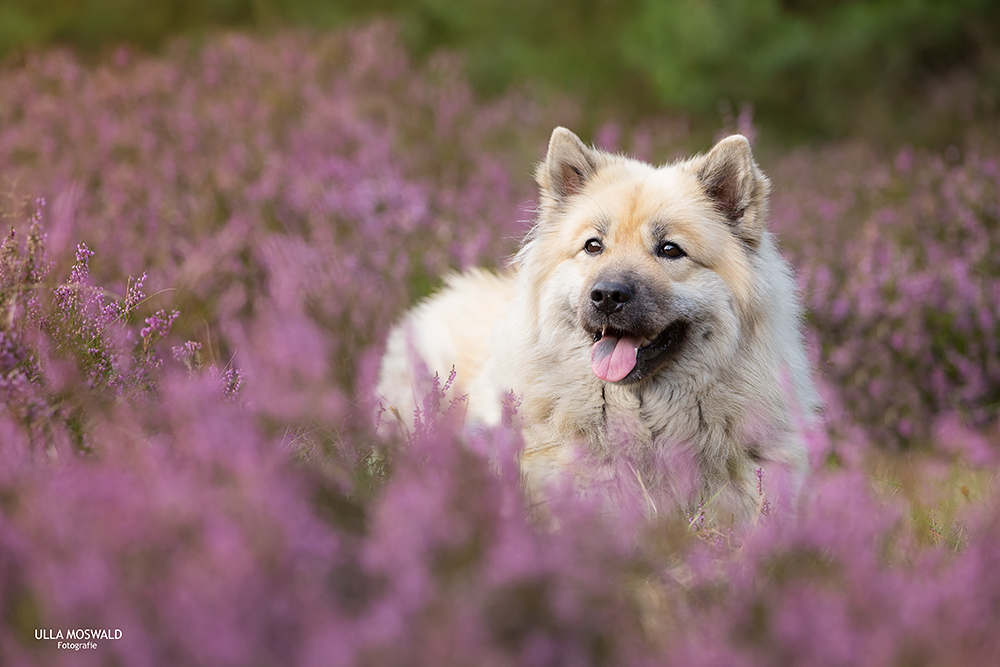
[
  {"x1": 0, "y1": 198, "x2": 241, "y2": 454},
  {"x1": 0, "y1": 22, "x2": 998, "y2": 667},
  {"x1": 770, "y1": 143, "x2": 1000, "y2": 448}
]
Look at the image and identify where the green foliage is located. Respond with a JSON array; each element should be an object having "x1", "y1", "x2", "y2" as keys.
[
  {"x1": 620, "y1": 0, "x2": 1000, "y2": 141},
  {"x1": 0, "y1": 0, "x2": 248, "y2": 52},
  {"x1": 393, "y1": 0, "x2": 1000, "y2": 142},
  {"x1": 0, "y1": 0, "x2": 356, "y2": 54},
  {"x1": 395, "y1": 0, "x2": 637, "y2": 102},
  {"x1": 1, "y1": 0, "x2": 998, "y2": 142}
]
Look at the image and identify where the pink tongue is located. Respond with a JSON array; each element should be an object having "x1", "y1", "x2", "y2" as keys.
[{"x1": 591, "y1": 333, "x2": 641, "y2": 382}]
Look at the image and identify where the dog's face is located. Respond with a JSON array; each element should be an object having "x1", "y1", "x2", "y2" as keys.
[{"x1": 524, "y1": 128, "x2": 771, "y2": 385}]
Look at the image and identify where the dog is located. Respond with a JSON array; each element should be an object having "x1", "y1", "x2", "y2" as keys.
[{"x1": 378, "y1": 127, "x2": 819, "y2": 523}]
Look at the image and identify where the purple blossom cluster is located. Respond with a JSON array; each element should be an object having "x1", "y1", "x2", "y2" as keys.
[
  {"x1": 49, "y1": 238, "x2": 160, "y2": 393},
  {"x1": 769, "y1": 142, "x2": 1000, "y2": 449},
  {"x1": 0, "y1": 201, "x2": 241, "y2": 455},
  {"x1": 0, "y1": 22, "x2": 998, "y2": 666}
]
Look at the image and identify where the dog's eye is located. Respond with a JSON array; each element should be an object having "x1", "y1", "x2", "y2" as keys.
[
  {"x1": 584, "y1": 238, "x2": 604, "y2": 255},
  {"x1": 658, "y1": 241, "x2": 685, "y2": 259}
]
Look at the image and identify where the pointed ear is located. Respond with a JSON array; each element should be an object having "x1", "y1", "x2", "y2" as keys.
[
  {"x1": 697, "y1": 134, "x2": 770, "y2": 244},
  {"x1": 536, "y1": 127, "x2": 600, "y2": 202}
]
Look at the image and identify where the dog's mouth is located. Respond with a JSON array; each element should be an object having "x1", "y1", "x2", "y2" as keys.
[{"x1": 589, "y1": 321, "x2": 689, "y2": 384}]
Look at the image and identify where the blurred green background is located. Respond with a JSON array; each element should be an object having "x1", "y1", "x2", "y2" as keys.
[{"x1": 1, "y1": 0, "x2": 997, "y2": 145}]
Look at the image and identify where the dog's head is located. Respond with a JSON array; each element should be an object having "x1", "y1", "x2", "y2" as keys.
[{"x1": 522, "y1": 127, "x2": 773, "y2": 385}]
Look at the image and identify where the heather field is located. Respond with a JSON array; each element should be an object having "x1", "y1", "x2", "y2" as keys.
[{"x1": 1, "y1": 24, "x2": 999, "y2": 666}]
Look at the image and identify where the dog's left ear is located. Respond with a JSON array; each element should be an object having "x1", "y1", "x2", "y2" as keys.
[{"x1": 697, "y1": 135, "x2": 770, "y2": 245}]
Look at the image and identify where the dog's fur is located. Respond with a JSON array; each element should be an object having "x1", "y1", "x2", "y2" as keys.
[{"x1": 378, "y1": 128, "x2": 819, "y2": 522}]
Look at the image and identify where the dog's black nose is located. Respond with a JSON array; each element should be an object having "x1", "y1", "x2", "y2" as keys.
[{"x1": 590, "y1": 281, "x2": 633, "y2": 314}]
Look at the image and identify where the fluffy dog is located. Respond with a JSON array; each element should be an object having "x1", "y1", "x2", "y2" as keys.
[{"x1": 378, "y1": 128, "x2": 819, "y2": 522}]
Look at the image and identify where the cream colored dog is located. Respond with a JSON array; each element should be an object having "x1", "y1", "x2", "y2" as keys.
[{"x1": 378, "y1": 128, "x2": 818, "y2": 522}]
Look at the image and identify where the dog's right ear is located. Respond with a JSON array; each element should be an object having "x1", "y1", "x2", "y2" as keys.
[
  {"x1": 536, "y1": 127, "x2": 599, "y2": 202},
  {"x1": 696, "y1": 134, "x2": 770, "y2": 246}
]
